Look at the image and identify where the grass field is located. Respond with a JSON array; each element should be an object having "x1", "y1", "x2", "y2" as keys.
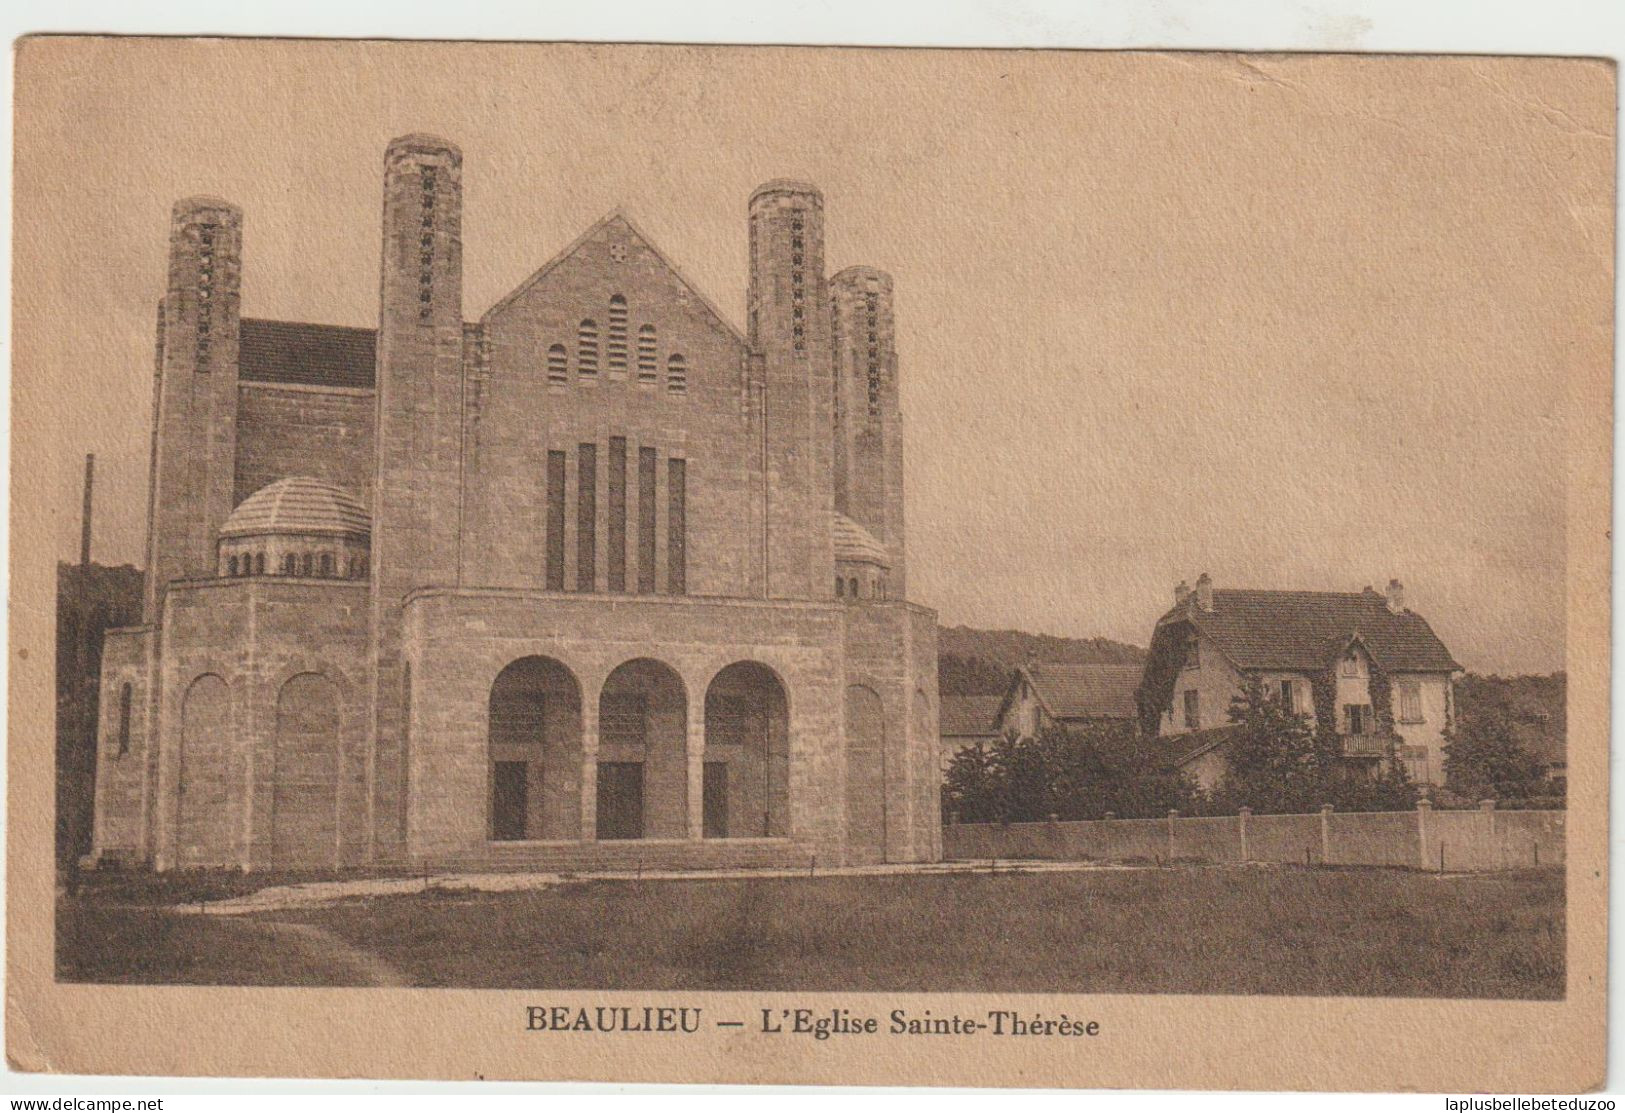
[{"x1": 57, "y1": 864, "x2": 1565, "y2": 998}]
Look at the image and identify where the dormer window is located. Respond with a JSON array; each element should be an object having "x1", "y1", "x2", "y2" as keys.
[{"x1": 1340, "y1": 649, "x2": 1361, "y2": 678}]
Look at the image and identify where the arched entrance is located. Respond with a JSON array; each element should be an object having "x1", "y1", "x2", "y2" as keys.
[
  {"x1": 597, "y1": 659, "x2": 688, "y2": 840},
  {"x1": 271, "y1": 673, "x2": 340, "y2": 868},
  {"x1": 177, "y1": 674, "x2": 231, "y2": 867},
  {"x1": 488, "y1": 656, "x2": 582, "y2": 841},
  {"x1": 703, "y1": 662, "x2": 789, "y2": 839},
  {"x1": 845, "y1": 684, "x2": 886, "y2": 864}
]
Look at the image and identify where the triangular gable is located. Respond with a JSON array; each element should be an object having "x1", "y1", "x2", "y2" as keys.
[{"x1": 481, "y1": 209, "x2": 749, "y2": 348}]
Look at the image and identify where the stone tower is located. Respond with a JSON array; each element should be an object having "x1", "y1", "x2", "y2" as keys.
[
  {"x1": 143, "y1": 197, "x2": 242, "y2": 621},
  {"x1": 747, "y1": 180, "x2": 835, "y2": 599},
  {"x1": 831, "y1": 266, "x2": 905, "y2": 596},
  {"x1": 370, "y1": 134, "x2": 465, "y2": 856}
]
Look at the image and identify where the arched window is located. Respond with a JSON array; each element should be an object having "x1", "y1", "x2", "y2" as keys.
[
  {"x1": 577, "y1": 319, "x2": 599, "y2": 377},
  {"x1": 227, "y1": 555, "x2": 239, "y2": 577},
  {"x1": 637, "y1": 325, "x2": 658, "y2": 383},
  {"x1": 254, "y1": 552, "x2": 266, "y2": 575},
  {"x1": 546, "y1": 344, "x2": 568, "y2": 385},
  {"x1": 301, "y1": 553, "x2": 313, "y2": 577},
  {"x1": 835, "y1": 577, "x2": 845, "y2": 597},
  {"x1": 607, "y1": 295, "x2": 628, "y2": 373},
  {"x1": 320, "y1": 552, "x2": 334, "y2": 577},
  {"x1": 666, "y1": 353, "x2": 687, "y2": 395},
  {"x1": 115, "y1": 683, "x2": 132, "y2": 757},
  {"x1": 848, "y1": 577, "x2": 859, "y2": 598},
  {"x1": 877, "y1": 577, "x2": 887, "y2": 600},
  {"x1": 282, "y1": 553, "x2": 296, "y2": 575}
]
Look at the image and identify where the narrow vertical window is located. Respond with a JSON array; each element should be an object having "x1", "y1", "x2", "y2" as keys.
[
  {"x1": 545, "y1": 450, "x2": 566, "y2": 590},
  {"x1": 578, "y1": 320, "x2": 599, "y2": 377},
  {"x1": 638, "y1": 446, "x2": 657, "y2": 593},
  {"x1": 637, "y1": 325, "x2": 658, "y2": 383},
  {"x1": 667, "y1": 353, "x2": 687, "y2": 394},
  {"x1": 254, "y1": 552, "x2": 265, "y2": 575},
  {"x1": 836, "y1": 577, "x2": 845, "y2": 598},
  {"x1": 577, "y1": 443, "x2": 597, "y2": 590},
  {"x1": 547, "y1": 344, "x2": 568, "y2": 385},
  {"x1": 607, "y1": 296, "x2": 628, "y2": 374},
  {"x1": 607, "y1": 436, "x2": 627, "y2": 592},
  {"x1": 1183, "y1": 689, "x2": 1199, "y2": 729},
  {"x1": 116, "y1": 683, "x2": 132, "y2": 757},
  {"x1": 667, "y1": 457, "x2": 686, "y2": 595},
  {"x1": 227, "y1": 555, "x2": 239, "y2": 577}
]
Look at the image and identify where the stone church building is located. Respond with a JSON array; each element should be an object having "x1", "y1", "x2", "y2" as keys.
[{"x1": 90, "y1": 134, "x2": 940, "y2": 872}]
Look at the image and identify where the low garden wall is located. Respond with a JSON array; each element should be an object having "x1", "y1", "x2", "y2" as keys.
[{"x1": 943, "y1": 802, "x2": 1564, "y2": 872}]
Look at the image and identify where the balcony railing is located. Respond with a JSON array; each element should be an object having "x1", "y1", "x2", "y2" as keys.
[{"x1": 1340, "y1": 731, "x2": 1398, "y2": 758}]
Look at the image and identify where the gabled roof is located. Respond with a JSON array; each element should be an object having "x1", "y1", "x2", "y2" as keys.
[
  {"x1": 1158, "y1": 589, "x2": 1460, "y2": 673},
  {"x1": 481, "y1": 210, "x2": 749, "y2": 347},
  {"x1": 939, "y1": 695, "x2": 1004, "y2": 738},
  {"x1": 238, "y1": 318, "x2": 376, "y2": 389},
  {"x1": 1019, "y1": 662, "x2": 1143, "y2": 721}
]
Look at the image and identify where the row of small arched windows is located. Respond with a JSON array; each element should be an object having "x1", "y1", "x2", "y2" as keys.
[
  {"x1": 836, "y1": 576, "x2": 889, "y2": 601},
  {"x1": 547, "y1": 294, "x2": 688, "y2": 394},
  {"x1": 224, "y1": 552, "x2": 368, "y2": 579}
]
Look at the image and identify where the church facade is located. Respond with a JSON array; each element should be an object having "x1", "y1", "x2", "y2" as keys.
[{"x1": 90, "y1": 134, "x2": 940, "y2": 872}]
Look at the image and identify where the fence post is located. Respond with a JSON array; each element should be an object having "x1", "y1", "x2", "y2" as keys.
[
  {"x1": 1167, "y1": 809, "x2": 1179, "y2": 863},
  {"x1": 1417, "y1": 798, "x2": 1433, "y2": 871},
  {"x1": 1238, "y1": 806, "x2": 1251, "y2": 863},
  {"x1": 1320, "y1": 804, "x2": 1334, "y2": 866}
]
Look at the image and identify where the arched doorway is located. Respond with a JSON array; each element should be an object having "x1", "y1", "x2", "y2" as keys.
[
  {"x1": 489, "y1": 656, "x2": 582, "y2": 841},
  {"x1": 596, "y1": 659, "x2": 687, "y2": 840},
  {"x1": 845, "y1": 684, "x2": 886, "y2": 864},
  {"x1": 704, "y1": 662, "x2": 790, "y2": 839},
  {"x1": 177, "y1": 674, "x2": 231, "y2": 867},
  {"x1": 272, "y1": 673, "x2": 341, "y2": 868}
]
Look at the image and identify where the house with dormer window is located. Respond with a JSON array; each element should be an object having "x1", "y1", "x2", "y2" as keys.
[{"x1": 1136, "y1": 574, "x2": 1462, "y2": 789}]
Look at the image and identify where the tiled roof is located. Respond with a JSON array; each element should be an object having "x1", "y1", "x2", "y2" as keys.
[
  {"x1": 222, "y1": 477, "x2": 370, "y2": 539},
  {"x1": 1026, "y1": 663, "x2": 1143, "y2": 720},
  {"x1": 832, "y1": 513, "x2": 890, "y2": 566},
  {"x1": 238, "y1": 318, "x2": 377, "y2": 389},
  {"x1": 1160, "y1": 589, "x2": 1460, "y2": 673},
  {"x1": 940, "y1": 695, "x2": 1004, "y2": 738}
]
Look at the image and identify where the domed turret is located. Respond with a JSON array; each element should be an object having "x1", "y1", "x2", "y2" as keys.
[
  {"x1": 217, "y1": 477, "x2": 370, "y2": 579},
  {"x1": 833, "y1": 512, "x2": 891, "y2": 601}
]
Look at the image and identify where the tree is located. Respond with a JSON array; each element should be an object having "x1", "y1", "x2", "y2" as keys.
[
  {"x1": 1444, "y1": 701, "x2": 1544, "y2": 802},
  {"x1": 1214, "y1": 678, "x2": 1326, "y2": 814},
  {"x1": 1215, "y1": 678, "x2": 1417, "y2": 814},
  {"x1": 943, "y1": 721, "x2": 1202, "y2": 823}
]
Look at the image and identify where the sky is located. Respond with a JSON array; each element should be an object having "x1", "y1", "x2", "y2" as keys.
[{"x1": 16, "y1": 42, "x2": 1612, "y2": 674}]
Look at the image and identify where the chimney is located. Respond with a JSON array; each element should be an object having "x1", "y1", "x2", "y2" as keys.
[
  {"x1": 1195, "y1": 572, "x2": 1213, "y2": 612},
  {"x1": 1174, "y1": 580, "x2": 1191, "y2": 607},
  {"x1": 79, "y1": 452, "x2": 94, "y2": 567},
  {"x1": 1386, "y1": 578, "x2": 1405, "y2": 614}
]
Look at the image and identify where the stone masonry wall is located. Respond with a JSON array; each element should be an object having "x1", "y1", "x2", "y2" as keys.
[
  {"x1": 471, "y1": 214, "x2": 758, "y2": 598},
  {"x1": 153, "y1": 578, "x2": 370, "y2": 869},
  {"x1": 400, "y1": 590, "x2": 846, "y2": 862},
  {"x1": 234, "y1": 383, "x2": 375, "y2": 509}
]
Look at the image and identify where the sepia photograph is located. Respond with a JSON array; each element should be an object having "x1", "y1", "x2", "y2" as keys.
[{"x1": 8, "y1": 34, "x2": 1612, "y2": 1091}]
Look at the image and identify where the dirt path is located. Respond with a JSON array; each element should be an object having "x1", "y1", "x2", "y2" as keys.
[{"x1": 233, "y1": 919, "x2": 410, "y2": 987}]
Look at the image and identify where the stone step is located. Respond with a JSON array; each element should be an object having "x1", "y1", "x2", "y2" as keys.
[{"x1": 420, "y1": 839, "x2": 818, "y2": 875}]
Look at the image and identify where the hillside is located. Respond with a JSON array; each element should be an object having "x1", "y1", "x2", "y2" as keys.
[{"x1": 938, "y1": 625, "x2": 1146, "y2": 697}]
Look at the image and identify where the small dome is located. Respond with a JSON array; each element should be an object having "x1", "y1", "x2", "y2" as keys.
[
  {"x1": 221, "y1": 478, "x2": 369, "y2": 540},
  {"x1": 833, "y1": 513, "x2": 889, "y2": 567}
]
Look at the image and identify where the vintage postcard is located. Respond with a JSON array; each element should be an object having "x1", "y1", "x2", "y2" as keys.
[{"x1": 8, "y1": 39, "x2": 1613, "y2": 1090}]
